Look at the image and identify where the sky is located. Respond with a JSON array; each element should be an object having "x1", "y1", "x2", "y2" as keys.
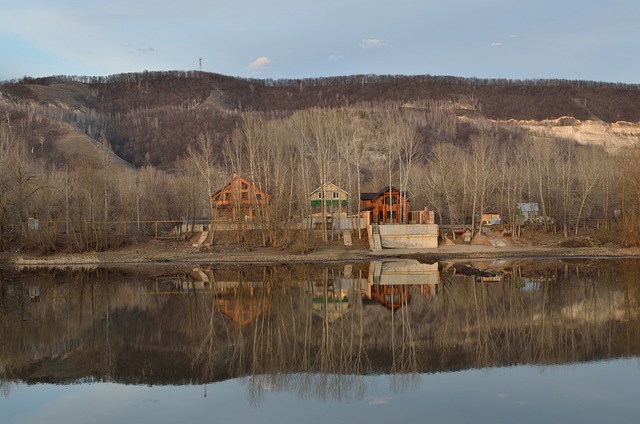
[{"x1": 1, "y1": 0, "x2": 639, "y2": 84}]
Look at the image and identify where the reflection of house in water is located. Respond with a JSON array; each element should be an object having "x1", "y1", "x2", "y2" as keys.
[
  {"x1": 365, "y1": 260, "x2": 439, "y2": 310},
  {"x1": 475, "y1": 275, "x2": 503, "y2": 283},
  {"x1": 215, "y1": 284, "x2": 270, "y2": 327},
  {"x1": 158, "y1": 269, "x2": 271, "y2": 327},
  {"x1": 309, "y1": 266, "x2": 359, "y2": 322},
  {"x1": 310, "y1": 284, "x2": 351, "y2": 322}
]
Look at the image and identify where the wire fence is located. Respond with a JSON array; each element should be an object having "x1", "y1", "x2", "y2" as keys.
[{"x1": 10, "y1": 220, "x2": 184, "y2": 239}]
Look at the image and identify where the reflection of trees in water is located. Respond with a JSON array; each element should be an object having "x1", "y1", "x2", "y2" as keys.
[
  {"x1": 1, "y1": 261, "x2": 640, "y2": 398},
  {"x1": 434, "y1": 261, "x2": 640, "y2": 368},
  {"x1": 0, "y1": 380, "x2": 12, "y2": 397},
  {"x1": 390, "y1": 284, "x2": 419, "y2": 375},
  {"x1": 236, "y1": 267, "x2": 370, "y2": 404},
  {"x1": 0, "y1": 268, "x2": 192, "y2": 383}
]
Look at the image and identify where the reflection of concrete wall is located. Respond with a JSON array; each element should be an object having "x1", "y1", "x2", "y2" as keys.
[
  {"x1": 378, "y1": 224, "x2": 438, "y2": 248},
  {"x1": 369, "y1": 260, "x2": 440, "y2": 286}
]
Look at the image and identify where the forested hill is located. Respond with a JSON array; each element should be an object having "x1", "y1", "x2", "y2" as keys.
[{"x1": 2, "y1": 71, "x2": 640, "y2": 168}]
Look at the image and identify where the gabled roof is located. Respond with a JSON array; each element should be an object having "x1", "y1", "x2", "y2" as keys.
[
  {"x1": 211, "y1": 172, "x2": 269, "y2": 198},
  {"x1": 361, "y1": 186, "x2": 408, "y2": 201},
  {"x1": 309, "y1": 182, "x2": 349, "y2": 196}
]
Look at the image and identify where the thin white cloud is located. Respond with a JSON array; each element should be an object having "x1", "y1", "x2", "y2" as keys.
[
  {"x1": 137, "y1": 47, "x2": 155, "y2": 53},
  {"x1": 328, "y1": 54, "x2": 344, "y2": 61},
  {"x1": 509, "y1": 34, "x2": 519, "y2": 38},
  {"x1": 491, "y1": 42, "x2": 502, "y2": 47},
  {"x1": 248, "y1": 56, "x2": 272, "y2": 70},
  {"x1": 359, "y1": 38, "x2": 387, "y2": 48}
]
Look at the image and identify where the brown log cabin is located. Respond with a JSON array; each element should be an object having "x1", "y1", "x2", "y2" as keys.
[
  {"x1": 211, "y1": 173, "x2": 270, "y2": 222},
  {"x1": 360, "y1": 187, "x2": 409, "y2": 224}
]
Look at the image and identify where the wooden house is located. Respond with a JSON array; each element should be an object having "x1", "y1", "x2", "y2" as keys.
[
  {"x1": 309, "y1": 182, "x2": 349, "y2": 215},
  {"x1": 211, "y1": 173, "x2": 270, "y2": 222},
  {"x1": 360, "y1": 187, "x2": 409, "y2": 224}
]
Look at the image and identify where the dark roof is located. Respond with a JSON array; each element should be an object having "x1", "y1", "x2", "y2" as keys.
[
  {"x1": 377, "y1": 186, "x2": 405, "y2": 196},
  {"x1": 361, "y1": 187, "x2": 409, "y2": 201}
]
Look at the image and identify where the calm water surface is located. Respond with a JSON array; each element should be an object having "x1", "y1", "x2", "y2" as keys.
[{"x1": 2, "y1": 259, "x2": 640, "y2": 423}]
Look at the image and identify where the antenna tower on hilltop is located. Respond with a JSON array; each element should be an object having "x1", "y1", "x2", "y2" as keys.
[{"x1": 199, "y1": 58, "x2": 202, "y2": 72}]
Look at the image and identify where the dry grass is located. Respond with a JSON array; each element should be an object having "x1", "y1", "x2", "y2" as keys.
[{"x1": 13, "y1": 255, "x2": 99, "y2": 269}]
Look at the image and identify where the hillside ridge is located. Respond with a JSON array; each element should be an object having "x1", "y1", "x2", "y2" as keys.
[{"x1": 2, "y1": 71, "x2": 640, "y2": 168}]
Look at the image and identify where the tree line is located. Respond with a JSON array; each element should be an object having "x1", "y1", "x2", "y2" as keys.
[{"x1": 2, "y1": 100, "x2": 640, "y2": 253}]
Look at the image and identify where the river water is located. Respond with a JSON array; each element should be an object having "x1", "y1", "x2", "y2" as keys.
[{"x1": 2, "y1": 258, "x2": 640, "y2": 423}]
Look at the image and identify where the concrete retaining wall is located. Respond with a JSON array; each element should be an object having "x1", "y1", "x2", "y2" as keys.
[{"x1": 378, "y1": 224, "x2": 439, "y2": 249}]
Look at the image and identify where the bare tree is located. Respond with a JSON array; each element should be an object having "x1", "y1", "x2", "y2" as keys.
[
  {"x1": 291, "y1": 109, "x2": 339, "y2": 243},
  {"x1": 573, "y1": 145, "x2": 602, "y2": 235},
  {"x1": 526, "y1": 137, "x2": 554, "y2": 231},
  {"x1": 469, "y1": 133, "x2": 496, "y2": 237},
  {"x1": 0, "y1": 117, "x2": 41, "y2": 249},
  {"x1": 422, "y1": 143, "x2": 465, "y2": 237}
]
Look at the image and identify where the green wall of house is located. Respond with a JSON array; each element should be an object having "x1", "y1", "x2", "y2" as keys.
[{"x1": 310, "y1": 200, "x2": 348, "y2": 207}]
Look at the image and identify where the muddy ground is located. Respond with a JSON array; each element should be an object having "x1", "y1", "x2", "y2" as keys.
[{"x1": 2, "y1": 226, "x2": 638, "y2": 267}]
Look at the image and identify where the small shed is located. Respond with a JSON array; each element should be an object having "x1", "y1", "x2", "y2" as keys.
[
  {"x1": 517, "y1": 203, "x2": 540, "y2": 224},
  {"x1": 479, "y1": 212, "x2": 501, "y2": 225}
]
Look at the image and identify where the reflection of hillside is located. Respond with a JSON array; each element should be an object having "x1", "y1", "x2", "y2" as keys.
[{"x1": 1, "y1": 260, "x2": 640, "y2": 392}]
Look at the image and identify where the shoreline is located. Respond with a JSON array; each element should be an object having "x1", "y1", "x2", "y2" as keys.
[{"x1": 3, "y1": 241, "x2": 640, "y2": 268}]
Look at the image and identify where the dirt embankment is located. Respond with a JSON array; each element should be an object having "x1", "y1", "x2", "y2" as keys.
[{"x1": 2, "y1": 227, "x2": 639, "y2": 267}]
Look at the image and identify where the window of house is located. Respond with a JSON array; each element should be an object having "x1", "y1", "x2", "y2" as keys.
[
  {"x1": 317, "y1": 193, "x2": 322, "y2": 199},
  {"x1": 241, "y1": 192, "x2": 248, "y2": 200},
  {"x1": 383, "y1": 196, "x2": 398, "y2": 205},
  {"x1": 386, "y1": 211, "x2": 397, "y2": 220},
  {"x1": 332, "y1": 192, "x2": 339, "y2": 199},
  {"x1": 241, "y1": 182, "x2": 248, "y2": 190},
  {"x1": 256, "y1": 194, "x2": 262, "y2": 201},
  {"x1": 225, "y1": 192, "x2": 231, "y2": 201}
]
